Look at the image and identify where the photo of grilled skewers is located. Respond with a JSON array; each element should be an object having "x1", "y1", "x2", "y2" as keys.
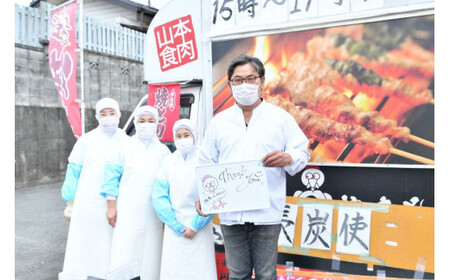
[{"x1": 212, "y1": 15, "x2": 434, "y2": 165}]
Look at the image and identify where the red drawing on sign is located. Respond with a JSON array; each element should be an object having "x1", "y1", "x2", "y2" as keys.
[{"x1": 154, "y1": 15, "x2": 198, "y2": 71}]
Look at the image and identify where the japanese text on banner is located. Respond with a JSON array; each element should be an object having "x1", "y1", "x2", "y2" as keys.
[
  {"x1": 154, "y1": 15, "x2": 198, "y2": 72},
  {"x1": 48, "y1": 2, "x2": 82, "y2": 138},
  {"x1": 211, "y1": 0, "x2": 384, "y2": 30},
  {"x1": 147, "y1": 84, "x2": 180, "y2": 142}
]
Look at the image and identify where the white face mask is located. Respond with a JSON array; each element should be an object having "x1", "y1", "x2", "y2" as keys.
[
  {"x1": 98, "y1": 116, "x2": 119, "y2": 134},
  {"x1": 135, "y1": 123, "x2": 157, "y2": 140},
  {"x1": 175, "y1": 137, "x2": 195, "y2": 155},
  {"x1": 231, "y1": 83, "x2": 260, "y2": 106}
]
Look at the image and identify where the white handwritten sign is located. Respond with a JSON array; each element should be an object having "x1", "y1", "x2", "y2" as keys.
[
  {"x1": 196, "y1": 160, "x2": 270, "y2": 214},
  {"x1": 105, "y1": 261, "x2": 139, "y2": 280},
  {"x1": 262, "y1": 0, "x2": 288, "y2": 24},
  {"x1": 210, "y1": 0, "x2": 432, "y2": 34},
  {"x1": 288, "y1": 0, "x2": 318, "y2": 21}
]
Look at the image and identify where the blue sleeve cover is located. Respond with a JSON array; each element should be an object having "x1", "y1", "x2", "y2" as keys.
[
  {"x1": 100, "y1": 163, "x2": 123, "y2": 197},
  {"x1": 61, "y1": 163, "x2": 82, "y2": 202},
  {"x1": 152, "y1": 179, "x2": 184, "y2": 236},
  {"x1": 190, "y1": 212, "x2": 215, "y2": 232}
]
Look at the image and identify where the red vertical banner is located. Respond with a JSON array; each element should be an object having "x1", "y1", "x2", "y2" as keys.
[
  {"x1": 148, "y1": 83, "x2": 180, "y2": 142},
  {"x1": 48, "y1": 2, "x2": 82, "y2": 138}
]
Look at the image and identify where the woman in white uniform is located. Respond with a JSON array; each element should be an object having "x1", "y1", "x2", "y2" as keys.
[
  {"x1": 59, "y1": 97, "x2": 128, "y2": 280},
  {"x1": 101, "y1": 105, "x2": 171, "y2": 280},
  {"x1": 152, "y1": 119, "x2": 217, "y2": 280}
]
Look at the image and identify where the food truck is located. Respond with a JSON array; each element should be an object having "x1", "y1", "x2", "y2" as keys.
[{"x1": 134, "y1": 0, "x2": 435, "y2": 279}]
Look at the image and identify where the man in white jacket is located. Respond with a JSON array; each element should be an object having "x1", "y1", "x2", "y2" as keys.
[{"x1": 197, "y1": 54, "x2": 310, "y2": 280}]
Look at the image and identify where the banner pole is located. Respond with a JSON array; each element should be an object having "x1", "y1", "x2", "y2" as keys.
[{"x1": 79, "y1": 0, "x2": 85, "y2": 135}]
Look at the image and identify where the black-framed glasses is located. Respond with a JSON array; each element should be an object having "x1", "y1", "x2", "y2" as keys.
[{"x1": 229, "y1": 76, "x2": 260, "y2": 85}]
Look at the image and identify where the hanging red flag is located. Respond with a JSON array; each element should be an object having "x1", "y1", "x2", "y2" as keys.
[
  {"x1": 48, "y1": 1, "x2": 82, "y2": 138},
  {"x1": 147, "y1": 83, "x2": 181, "y2": 142}
]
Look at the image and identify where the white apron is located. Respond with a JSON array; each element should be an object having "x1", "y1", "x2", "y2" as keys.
[
  {"x1": 159, "y1": 151, "x2": 217, "y2": 280},
  {"x1": 60, "y1": 128, "x2": 128, "y2": 280},
  {"x1": 109, "y1": 136, "x2": 170, "y2": 280}
]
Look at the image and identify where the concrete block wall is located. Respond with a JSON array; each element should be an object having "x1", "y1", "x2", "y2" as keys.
[{"x1": 15, "y1": 44, "x2": 145, "y2": 188}]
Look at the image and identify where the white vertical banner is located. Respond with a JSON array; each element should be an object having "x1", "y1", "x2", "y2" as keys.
[
  {"x1": 300, "y1": 204, "x2": 333, "y2": 251},
  {"x1": 278, "y1": 203, "x2": 299, "y2": 247},
  {"x1": 336, "y1": 207, "x2": 372, "y2": 255}
]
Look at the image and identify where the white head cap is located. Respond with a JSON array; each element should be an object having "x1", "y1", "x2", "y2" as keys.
[
  {"x1": 173, "y1": 118, "x2": 197, "y2": 143},
  {"x1": 133, "y1": 105, "x2": 159, "y2": 125},
  {"x1": 95, "y1": 98, "x2": 121, "y2": 120}
]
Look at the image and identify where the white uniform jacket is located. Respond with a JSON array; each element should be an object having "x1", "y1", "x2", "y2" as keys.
[
  {"x1": 101, "y1": 135, "x2": 171, "y2": 280},
  {"x1": 152, "y1": 149, "x2": 217, "y2": 280},
  {"x1": 59, "y1": 127, "x2": 128, "y2": 280},
  {"x1": 198, "y1": 100, "x2": 310, "y2": 225}
]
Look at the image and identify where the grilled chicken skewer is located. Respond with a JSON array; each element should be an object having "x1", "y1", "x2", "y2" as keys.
[
  {"x1": 264, "y1": 94, "x2": 434, "y2": 165},
  {"x1": 267, "y1": 52, "x2": 433, "y2": 106},
  {"x1": 265, "y1": 53, "x2": 434, "y2": 148},
  {"x1": 264, "y1": 94, "x2": 393, "y2": 155},
  {"x1": 306, "y1": 34, "x2": 434, "y2": 79},
  {"x1": 266, "y1": 76, "x2": 410, "y2": 142}
]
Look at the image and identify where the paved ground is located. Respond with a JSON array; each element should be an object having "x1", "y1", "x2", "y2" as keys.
[{"x1": 15, "y1": 182, "x2": 69, "y2": 280}]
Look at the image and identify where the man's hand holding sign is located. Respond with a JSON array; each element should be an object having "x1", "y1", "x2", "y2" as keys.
[
  {"x1": 196, "y1": 160, "x2": 271, "y2": 215},
  {"x1": 261, "y1": 150, "x2": 293, "y2": 167},
  {"x1": 195, "y1": 151, "x2": 292, "y2": 217}
]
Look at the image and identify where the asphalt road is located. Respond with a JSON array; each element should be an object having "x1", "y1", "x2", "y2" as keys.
[{"x1": 15, "y1": 182, "x2": 69, "y2": 280}]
